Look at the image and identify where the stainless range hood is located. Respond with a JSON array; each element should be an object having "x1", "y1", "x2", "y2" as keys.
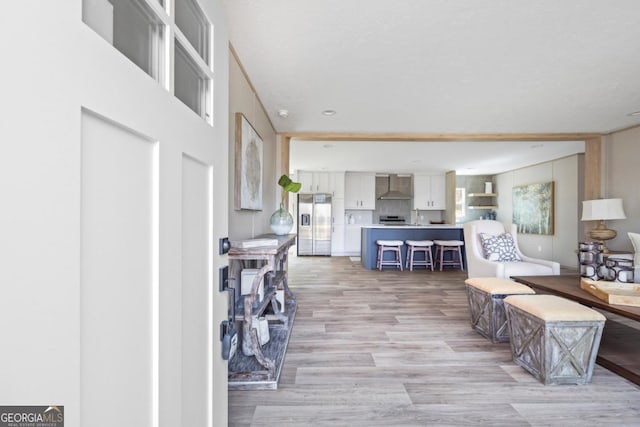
[{"x1": 377, "y1": 174, "x2": 413, "y2": 200}]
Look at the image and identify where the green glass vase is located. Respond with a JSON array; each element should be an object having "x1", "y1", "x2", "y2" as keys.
[{"x1": 270, "y1": 202, "x2": 294, "y2": 235}]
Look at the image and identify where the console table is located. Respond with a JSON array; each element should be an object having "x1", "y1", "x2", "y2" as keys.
[
  {"x1": 512, "y1": 274, "x2": 640, "y2": 385},
  {"x1": 227, "y1": 234, "x2": 297, "y2": 390}
]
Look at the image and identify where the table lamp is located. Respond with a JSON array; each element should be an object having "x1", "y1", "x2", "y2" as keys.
[{"x1": 581, "y1": 198, "x2": 626, "y2": 254}]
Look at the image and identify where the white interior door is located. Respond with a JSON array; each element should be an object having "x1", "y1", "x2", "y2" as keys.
[
  {"x1": 2, "y1": 3, "x2": 229, "y2": 426},
  {"x1": 79, "y1": 109, "x2": 226, "y2": 427}
]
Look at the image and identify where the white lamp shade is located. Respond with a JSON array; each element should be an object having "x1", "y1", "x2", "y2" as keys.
[{"x1": 581, "y1": 198, "x2": 626, "y2": 221}]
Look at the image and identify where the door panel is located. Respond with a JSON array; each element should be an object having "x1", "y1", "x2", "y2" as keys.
[
  {"x1": 181, "y1": 155, "x2": 213, "y2": 427},
  {"x1": 80, "y1": 111, "x2": 157, "y2": 427}
]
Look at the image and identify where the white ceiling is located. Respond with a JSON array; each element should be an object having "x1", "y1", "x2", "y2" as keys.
[{"x1": 223, "y1": 1, "x2": 640, "y2": 173}]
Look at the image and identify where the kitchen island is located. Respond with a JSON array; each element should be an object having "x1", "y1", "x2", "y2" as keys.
[{"x1": 361, "y1": 224, "x2": 465, "y2": 270}]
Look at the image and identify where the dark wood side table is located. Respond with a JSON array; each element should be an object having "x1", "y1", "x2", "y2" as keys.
[{"x1": 511, "y1": 274, "x2": 640, "y2": 386}]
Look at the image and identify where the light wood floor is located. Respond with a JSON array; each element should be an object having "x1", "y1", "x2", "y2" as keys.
[{"x1": 229, "y1": 256, "x2": 640, "y2": 426}]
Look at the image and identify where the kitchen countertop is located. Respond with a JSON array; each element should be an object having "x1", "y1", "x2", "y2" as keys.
[{"x1": 361, "y1": 224, "x2": 463, "y2": 229}]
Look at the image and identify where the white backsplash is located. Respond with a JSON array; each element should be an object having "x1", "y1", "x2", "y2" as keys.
[
  {"x1": 410, "y1": 210, "x2": 444, "y2": 225},
  {"x1": 344, "y1": 203, "x2": 444, "y2": 225},
  {"x1": 373, "y1": 199, "x2": 445, "y2": 224},
  {"x1": 345, "y1": 210, "x2": 373, "y2": 225},
  {"x1": 373, "y1": 199, "x2": 412, "y2": 223}
]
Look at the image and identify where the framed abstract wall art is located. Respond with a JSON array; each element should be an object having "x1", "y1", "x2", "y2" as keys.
[
  {"x1": 512, "y1": 181, "x2": 555, "y2": 235},
  {"x1": 234, "y1": 113, "x2": 263, "y2": 210}
]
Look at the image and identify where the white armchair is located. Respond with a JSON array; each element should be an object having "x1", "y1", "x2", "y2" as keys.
[{"x1": 463, "y1": 220, "x2": 560, "y2": 279}]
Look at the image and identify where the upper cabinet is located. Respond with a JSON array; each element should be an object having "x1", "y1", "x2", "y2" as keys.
[
  {"x1": 413, "y1": 173, "x2": 445, "y2": 210},
  {"x1": 345, "y1": 172, "x2": 376, "y2": 210},
  {"x1": 314, "y1": 172, "x2": 330, "y2": 193},
  {"x1": 329, "y1": 172, "x2": 345, "y2": 198},
  {"x1": 296, "y1": 171, "x2": 345, "y2": 197},
  {"x1": 297, "y1": 171, "x2": 314, "y2": 193}
]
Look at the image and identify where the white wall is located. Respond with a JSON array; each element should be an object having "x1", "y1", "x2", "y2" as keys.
[
  {"x1": 496, "y1": 155, "x2": 580, "y2": 268},
  {"x1": 0, "y1": 1, "x2": 230, "y2": 426},
  {"x1": 603, "y1": 126, "x2": 640, "y2": 252},
  {"x1": 228, "y1": 53, "x2": 278, "y2": 239}
]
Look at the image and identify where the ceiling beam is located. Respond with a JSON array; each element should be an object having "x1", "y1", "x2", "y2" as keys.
[{"x1": 280, "y1": 132, "x2": 602, "y2": 142}]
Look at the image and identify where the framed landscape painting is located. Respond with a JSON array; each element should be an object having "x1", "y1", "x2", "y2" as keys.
[
  {"x1": 512, "y1": 181, "x2": 554, "y2": 235},
  {"x1": 234, "y1": 113, "x2": 263, "y2": 210}
]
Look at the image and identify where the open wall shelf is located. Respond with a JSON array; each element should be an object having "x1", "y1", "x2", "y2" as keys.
[
  {"x1": 468, "y1": 193, "x2": 497, "y2": 197},
  {"x1": 468, "y1": 205, "x2": 498, "y2": 210},
  {"x1": 468, "y1": 192, "x2": 497, "y2": 209}
]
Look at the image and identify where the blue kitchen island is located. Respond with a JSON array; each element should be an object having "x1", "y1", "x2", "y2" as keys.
[{"x1": 361, "y1": 225, "x2": 465, "y2": 270}]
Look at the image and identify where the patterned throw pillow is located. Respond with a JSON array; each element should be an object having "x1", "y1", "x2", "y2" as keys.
[{"x1": 479, "y1": 232, "x2": 522, "y2": 262}]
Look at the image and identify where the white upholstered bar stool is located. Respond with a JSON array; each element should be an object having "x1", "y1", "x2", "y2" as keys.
[
  {"x1": 405, "y1": 240, "x2": 435, "y2": 271},
  {"x1": 434, "y1": 240, "x2": 465, "y2": 271},
  {"x1": 376, "y1": 240, "x2": 404, "y2": 271}
]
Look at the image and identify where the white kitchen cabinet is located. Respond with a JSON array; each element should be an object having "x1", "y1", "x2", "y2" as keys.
[
  {"x1": 344, "y1": 224, "x2": 362, "y2": 255},
  {"x1": 345, "y1": 172, "x2": 375, "y2": 209},
  {"x1": 330, "y1": 198, "x2": 345, "y2": 255},
  {"x1": 428, "y1": 174, "x2": 446, "y2": 209},
  {"x1": 332, "y1": 198, "x2": 345, "y2": 225},
  {"x1": 314, "y1": 172, "x2": 331, "y2": 193},
  {"x1": 296, "y1": 170, "x2": 344, "y2": 196},
  {"x1": 329, "y1": 172, "x2": 345, "y2": 198},
  {"x1": 331, "y1": 224, "x2": 345, "y2": 255},
  {"x1": 413, "y1": 173, "x2": 446, "y2": 210},
  {"x1": 297, "y1": 171, "x2": 314, "y2": 193}
]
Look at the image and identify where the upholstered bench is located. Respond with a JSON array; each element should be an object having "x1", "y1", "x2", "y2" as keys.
[
  {"x1": 465, "y1": 277, "x2": 535, "y2": 343},
  {"x1": 504, "y1": 294, "x2": 606, "y2": 385}
]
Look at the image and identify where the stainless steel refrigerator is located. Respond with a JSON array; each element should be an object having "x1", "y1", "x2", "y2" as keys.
[{"x1": 297, "y1": 193, "x2": 332, "y2": 256}]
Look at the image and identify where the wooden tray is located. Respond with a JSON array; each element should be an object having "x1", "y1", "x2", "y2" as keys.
[{"x1": 580, "y1": 278, "x2": 640, "y2": 307}]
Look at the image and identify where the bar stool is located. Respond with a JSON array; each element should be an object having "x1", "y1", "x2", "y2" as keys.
[
  {"x1": 376, "y1": 240, "x2": 404, "y2": 271},
  {"x1": 434, "y1": 240, "x2": 465, "y2": 271},
  {"x1": 405, "y1": 240, "x2": 434, "y2": 271}
]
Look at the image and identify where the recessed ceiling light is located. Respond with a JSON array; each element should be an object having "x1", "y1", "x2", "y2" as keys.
[
  {"x1": 627, "y1": 111, "x2": 640, "y2": 117},
  {"x1": 277, "y1": 109, "x2": 289, "y2": 118},
  {"x1": 321, "y1": 110, "x2": 336, "y2": 116}
]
